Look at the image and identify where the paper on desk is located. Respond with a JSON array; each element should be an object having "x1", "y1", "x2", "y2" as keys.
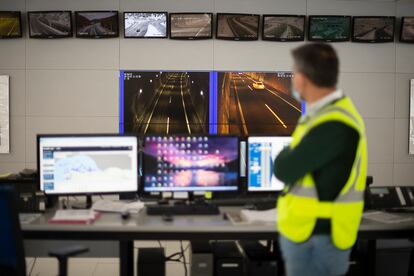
[
  {"x1": 240, "y1": 208, "x2": 277, "y2": 223},
  {"x1": 92, "y1": 199, "x2": 144, "y2": 214},
  {"x1": 49, "y1": 209, "x2": 100, "y2": 224}
]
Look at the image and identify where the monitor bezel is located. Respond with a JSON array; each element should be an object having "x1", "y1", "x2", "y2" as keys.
[
  {"x1": 262, "y1": 14, "x2": 306, "y2": 42},
  {"x1": 352, "y1": 16, "x2": 396, "y2": 43},
  {"x1": 169, "y1": 12, "x2": 213, "y2": 40},
  {"x1": 0, "y1": 11, "x2": 23, "y2": 39},
  {"x1": 37, "y1": 133, "x2": 139, "y2": 196},
  {"x1": 399, "y1": 16, "x2": 414, "y2": 44},
  {"x1": 141, "y1": 134, "x2": 240, "y2": 193},
  {"x1": 216, "y1": 13, "x2": 260, "y2": 41},
  {"x1": 308, "y1": 15, "x2": 351, "y2": 42},
  {"x1": 123, "y1": 11, "x2": 168, "y2": 39},
  {"x1": 27, "y1": 11, "x2": 73, "y2": 39},
  {"x1": 246, "y1": 135, "x2": 292, "y2": 194},
  {"x1": 75, "y1": 10, "x2": 119, "y2": 39}
]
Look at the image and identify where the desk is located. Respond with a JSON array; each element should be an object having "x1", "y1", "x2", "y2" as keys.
[{"x1": 22, "y1": 207, "x2": 414, "y2": 276}]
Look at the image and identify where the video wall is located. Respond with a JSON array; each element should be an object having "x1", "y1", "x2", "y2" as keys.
[
  {"x1": 120, "y1": 71, "x2": 302, "y2": 136},
  {"x1": 0, "y1": 10, "x2": 413, "y2": 43}
]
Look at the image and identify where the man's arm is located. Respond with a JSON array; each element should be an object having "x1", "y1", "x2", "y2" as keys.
[{"x1": 273, "y1": 122, "x2": 359, "y2": 185}]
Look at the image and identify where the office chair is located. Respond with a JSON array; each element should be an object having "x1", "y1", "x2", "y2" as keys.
[{"x1": 0, "y1": 184, "x2": 89, "y2": 276}]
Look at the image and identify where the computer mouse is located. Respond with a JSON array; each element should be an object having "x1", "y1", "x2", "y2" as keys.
[
  {"x1": 121, "y1": 211, "x2": 130, "y2": 220},
  {"x1": 162, "y1": 214, "x2": 174, "y2": 222}
]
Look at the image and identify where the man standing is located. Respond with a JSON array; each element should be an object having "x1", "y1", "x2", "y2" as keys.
[{"x1": 274, "y1": 43, "x2": 367, "y2": 276}]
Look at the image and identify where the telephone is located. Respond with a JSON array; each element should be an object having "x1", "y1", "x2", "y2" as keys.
[{"x1": 365, "y1": 186, "x2": 414, "y2": 210}]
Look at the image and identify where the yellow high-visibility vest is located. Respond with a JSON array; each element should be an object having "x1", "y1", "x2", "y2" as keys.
[{"x1": 277, "y1": 96, "x2": 367, "y2": 250}]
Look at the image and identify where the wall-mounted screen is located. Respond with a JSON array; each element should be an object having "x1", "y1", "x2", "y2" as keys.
[
  {"x1": 262, "y1": 15, "x2": 305, "y2": 41},
  {"x1": 410, "y1": 79, "x2": 414, "y2": 154},
  {"x1": 124, "y1": 12, "x2": 167, "y2": 38},
  {"x1": 75, "y1": 11, "x2": 119, "y2": 38},
  {"x1": 28, "y1": 11, "x2": 72, "y2": 38},
  {"x1": 352, "y1": 16, "x2": 395, "y2": 43},
  {"x1": 400, "y1": 17, "x2": 414, "y2": 43},
  {"x1": 121, "y1": 71, "x2": 210, "y2": 135},
  {"x1": 248, "y1": 136, "x2": 292, "y2": 192},
  {"x1": 0, "y1": 11, "x2": 22, "y2": 38},
  {"x1": 308, "y1": 15, "x2": 351, "y2": 42},
  {"x1": 169, "y1": 13, "x2": 212, "y2": 39},
  {"x1": 216, "y1": 13, "x2": 260, "y2": 40},
  {"x1": 217, "y1": 72, "x2": 301, "y2": 136},
  {"x1": 142, "y1": 135, "x2": 239, "y2": 192}
]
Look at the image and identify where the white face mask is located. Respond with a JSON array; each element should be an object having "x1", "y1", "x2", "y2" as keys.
[{"x1": 292, "y1": 89, "x2": 302, "y2": 102}]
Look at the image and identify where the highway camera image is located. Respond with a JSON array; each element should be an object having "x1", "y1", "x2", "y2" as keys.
[
  {"x1": 124, "y1": 12, "x2": 167, "y2": 38},
  {"x1": 170, "y1": 13, "x2": 212, "y2": 38},
  {"x1": 263, "y1": 16, "x2": 305, "y2": 41},
  {"x1": 123, "y1": 72, "x2": 209, "y2": 135},
  {"x1": 353, "y1": 17, "x2": 394, "y2": 42},
  {"x1": 217, "y1": 72, "x2": 301, "y2": 136},
  {"x1": 29, "y1": 12, "x2": 71, "y2": 37},
  {"x1": 309, "y1": 16, "x2": 350, "y2": 41},
  {"x1": 76, "y1": 12, "x2": 118, "y2": 37},
  {"x1": 0, "y1": 12, "x2": 21, "y2": 37},
  {"x1": 217, "y1": 14, "x2": 259, "y2": 39},
  {"x1": 401, "y1": 17, "x2": 414, "y2": 42}
]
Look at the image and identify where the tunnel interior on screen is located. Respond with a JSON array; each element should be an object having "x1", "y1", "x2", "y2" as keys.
[{"x1": 120, "y1": 71, "x2": 302, "y2": 136}]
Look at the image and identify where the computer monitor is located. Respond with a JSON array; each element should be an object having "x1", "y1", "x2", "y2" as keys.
[
  {"x1": 37, "y1": 135, "x2": 138, "y2": 196},
  {"x1": 142, "y1": 135, "x2": 239, "y2": 192},
  {"x1": 247, "y1": 136, "x2": 292, "y2": 192}
]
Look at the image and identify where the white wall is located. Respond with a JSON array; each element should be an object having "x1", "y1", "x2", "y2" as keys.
[{"x1": 1, "y1": 0, "x2": 414, "y2": 186}]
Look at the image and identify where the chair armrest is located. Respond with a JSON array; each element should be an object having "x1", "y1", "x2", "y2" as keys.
[{"x1": 48, "y1": 245, "x2": 89, "y2": 259}]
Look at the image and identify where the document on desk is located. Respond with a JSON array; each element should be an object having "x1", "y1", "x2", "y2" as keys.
[
  {"x1": 363, "y1": 211, "x2": 414, "y2": 224},
  {"x1": 92, "y1": 199, "x2": 144, "y2": 214},
  {"x1": 227, "y1": 208, "x2": 277, "y2": 225},
  {"x1": 49, "y1": 209, "x2": 100, "y2": 224}
]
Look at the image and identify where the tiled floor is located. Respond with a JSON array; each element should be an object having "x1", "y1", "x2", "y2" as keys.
[{"x1": 26, "y1": 241, "x2": 190, "y2": 276}]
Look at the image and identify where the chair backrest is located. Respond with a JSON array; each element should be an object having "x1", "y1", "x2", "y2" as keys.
[{"x1": 0, "y1": 184, "x2": 26, "y2": 276}]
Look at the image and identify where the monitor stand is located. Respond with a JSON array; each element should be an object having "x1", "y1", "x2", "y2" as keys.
[{"x1": 71, "y1": 195, "x2": 93, "y2": 209}]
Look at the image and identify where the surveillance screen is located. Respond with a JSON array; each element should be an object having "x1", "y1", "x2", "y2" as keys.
[
  {"x1": 170, "y1": 13, "x2": 212, "y2": 39},
  {"x1": 0, "y1": 11, "x2": 21, "y2": 38},
  {"x1": 124, "y1": 12, "x2": 167, "y2": 38},
  {"x1": 217, "y1": 14, "x2": 260, "y2": 40},
  {"x1": 28, "y1": 11, "x2": 72, "y2": 38},
  {"x1": 353, "y1": 17, "x2": 395, "y2": 42},
  {"x1": 263, "y1": 15, "x2": 305, "y2": 41},
  {"x1": 401, "y1": 17, "x2": 414, "y2": 42},
  {"x1": 309, "y1": 16, "x2": 351, "y2": 42},
  {"x1": 76, "y1": 11, "x2": 118, "y2": 38}
]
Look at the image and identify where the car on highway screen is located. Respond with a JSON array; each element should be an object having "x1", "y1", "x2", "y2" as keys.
[
  {"x1": 217, "y1": 72, "x2": 301, "y2": 136},
  {"x1": 124, "y1": 12, "x2": 167, "y2": 38},
  {"x1": 0, "y1": 11, "x2": 22, "y2": 38},
  {"x1": 28, "y1": 11, "x2": 72, "y2": 38},
  {"x1": 400, "y1": 17, "x2": 414, "y2": 43},
  {"x1": 122, "y1": 71, "x2": 210, "y2": 135},
  {"x1": 262, "y1": 15, "x2": 305, "y2": 41},
  {"x1": 353, "y1": 17, "x2": 395, "y2": 43},
  {"x1": 76, "y1": 11, "x2": 119, "y2": 38},
  {"x1": 216, "y1": 13, "x2": 260, "y2": 40},
  {"x1": 308, "y1": 16, "x2": 351, "y2": 42},
  {"x1": 169, "y1": 13, "x2": 212, "y2": 39}
]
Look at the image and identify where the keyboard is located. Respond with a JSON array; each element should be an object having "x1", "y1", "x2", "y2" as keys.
[{"x1": 146, "y1": 204, "x2": 220, "y2": 215}]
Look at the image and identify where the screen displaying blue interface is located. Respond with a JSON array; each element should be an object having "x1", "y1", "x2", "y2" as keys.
[{"x1": 248, "y1": 136, "x2": 292, "y2": 192}]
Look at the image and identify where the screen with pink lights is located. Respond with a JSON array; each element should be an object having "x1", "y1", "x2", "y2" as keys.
[{"x1": 143, "y1": 135, "x2": 239, "y2": 192}]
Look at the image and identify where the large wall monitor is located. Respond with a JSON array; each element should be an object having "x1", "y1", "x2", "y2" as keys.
[
  {"x1": 38, "y1": 135, "x2": 138, "y2": 195},
  {"x1": 308, "y1": 15, "x2": 351, "y2": 42},
  {"x1": 28, "y1": 11, "x2": 72, "y2": 38},
  {"x1": 75, "y1": 11, "x2": 119, "y2": 38},
  {"x1": 142, "y1": 135, "x2": 239, "y2": 192},
  {"x1": 0, "y1": 11, "x2": 22, "y2": 38},
  {"x1": 169, "y1": 13, "x2": 213, "y2": 39},
  {"x1": 352, "y1": 16, "x2": 395, "y2": 43},
  {"x1": 248, "y1": 136, "x2": 292, "y2": 192},
  {"x1": 216, "y1": 13, "x2": 260, "y2": 40},
  {"x1": 262, "y1": 15, "x2": 305, "y2": 41},
  {"x1": 400, "y1": 17, "x2": 414, "y2": 43},
  {"x1": 410, "y1": 79, "x2": 414, "y2": 155},
  {"x1": 124, "y1": 12, "x2": 167, "y2": 38}
]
